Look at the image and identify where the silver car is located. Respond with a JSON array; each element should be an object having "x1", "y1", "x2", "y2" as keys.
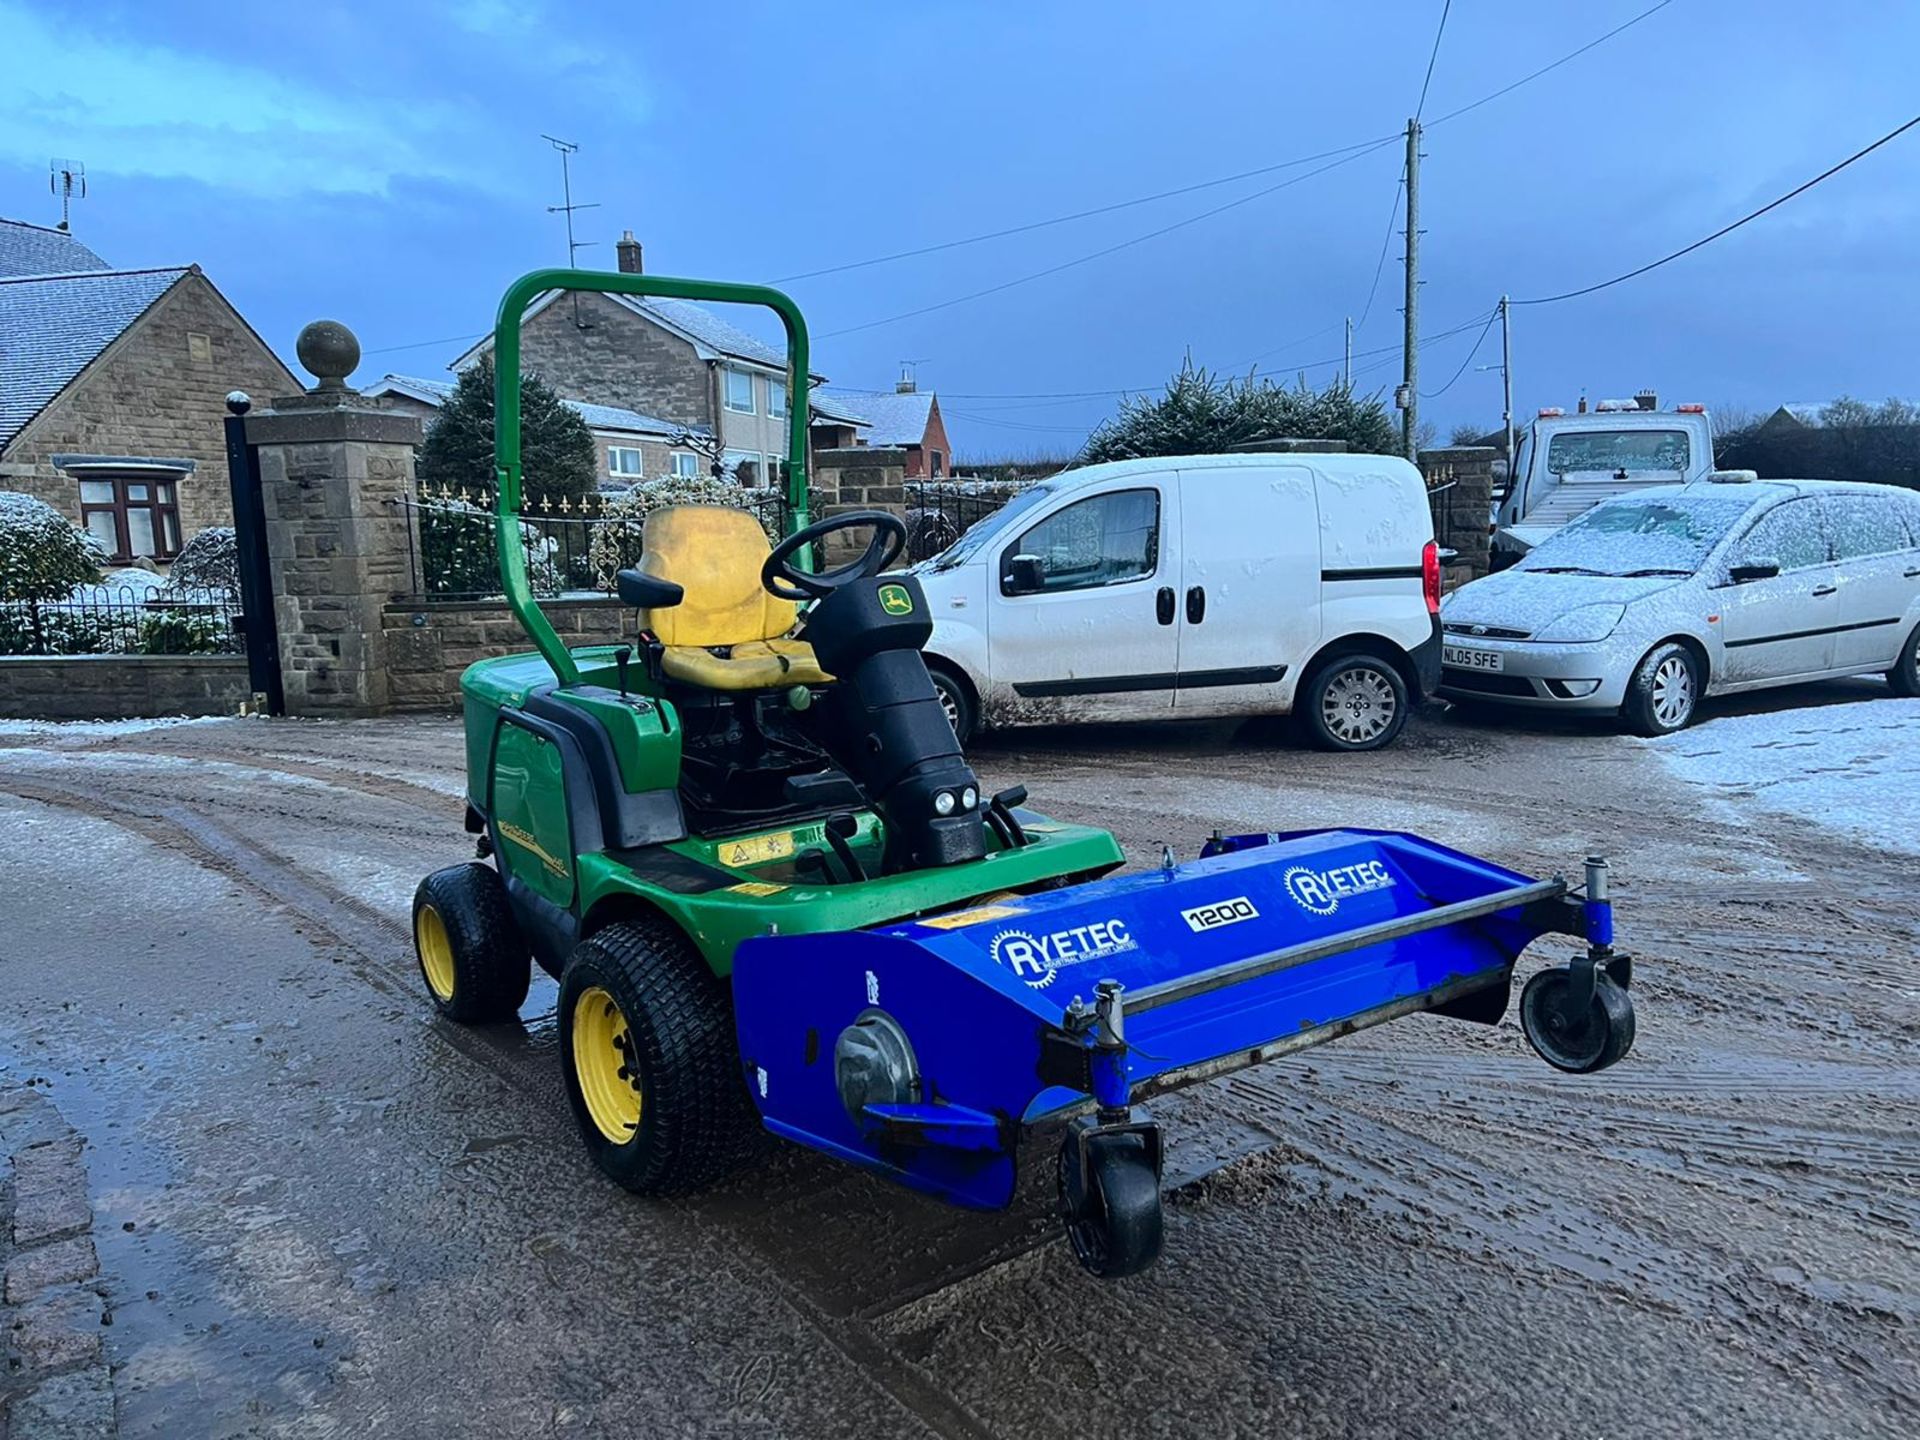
[{"x1": 1438, "y1": 477, "x2": 1920, "y2": 733}]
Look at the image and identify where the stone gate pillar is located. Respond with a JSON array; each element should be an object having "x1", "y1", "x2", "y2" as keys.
[{"x1": 244, "y1": 321, "x2": 422, "y2": 716}]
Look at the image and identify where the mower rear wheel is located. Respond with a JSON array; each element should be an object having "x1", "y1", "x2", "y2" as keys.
[
  {"x1": 1058, "y1": 1132, "x2": 1164, "y2": 1279},
  {"x1": 412, "y1": 864, "x2": 530, "y2": 1023},
  {"x1": 1519, "y1": 966, "x2": 1635, "y2": 1074},
  {"x1": 557, "y1": 916, "x2": 756, "y2": 1196}
]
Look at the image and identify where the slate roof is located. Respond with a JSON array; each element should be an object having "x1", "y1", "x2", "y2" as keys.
[
  {"x1": 0, "y1": 266, "x2": 190, "y2": 450},
  {"x1": 0, "y1": 219, "x2": 109, "y2": 279},
  {"x1": 814, "y1": 388, "x2": 936, "y2": 447},
  {"x1": 369, "y1": 373, "x2": 709, "y2": 439},
  {"x1": 807, "y1": 392, "x2": 870, "y2": 427},
  {"x1": 609, "y1": 295, "x2": 787, "y2": 368}
]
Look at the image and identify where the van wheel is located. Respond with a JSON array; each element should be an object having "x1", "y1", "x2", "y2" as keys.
[
  {"x1": 1622, "y1": 642, "x2": 1699, "y2": 735},
  {"x1": 929, "y1": 666, "x2": 977, "y2": 746},
  {"x1": 1298, "y1": 654, "x2": 1410, "y2": 751},
  {"x1": 1886, "y1": 623, "x2": 1920, "y2": 698}
]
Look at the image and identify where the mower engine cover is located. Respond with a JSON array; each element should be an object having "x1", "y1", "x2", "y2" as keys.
[{"x1": 804, "y1": 575, "x2": 986, "y2": 868}]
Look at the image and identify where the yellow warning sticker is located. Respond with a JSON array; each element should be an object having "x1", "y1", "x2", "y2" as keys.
[
  {"x1": 728, "y1": 881, "x2": 787, "y2": 897},
  {"x1": 920, "y1": 903, "x2": 1022, "y2": 931},
  {"x1": 719, "y1": 831, "x2": 796, "y2": 868}
]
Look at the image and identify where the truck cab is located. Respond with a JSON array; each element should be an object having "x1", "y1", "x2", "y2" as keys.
[{"x1": 1493, "y1": 397, "x2": 1714, "y2": 570}]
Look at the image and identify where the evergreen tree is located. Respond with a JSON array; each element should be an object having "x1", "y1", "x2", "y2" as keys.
[{"x1": 417, "y1": 360, "x2": 598, "y2": 502}]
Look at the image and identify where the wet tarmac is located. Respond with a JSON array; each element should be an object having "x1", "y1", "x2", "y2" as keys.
[{"x1": 0, "y1": 691, "x2": 1915, "y2": 1437}]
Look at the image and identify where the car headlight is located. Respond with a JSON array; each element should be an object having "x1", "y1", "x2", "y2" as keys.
[{"x1": 1532, "y1": 604, "x2": 1626, "y2": 643}]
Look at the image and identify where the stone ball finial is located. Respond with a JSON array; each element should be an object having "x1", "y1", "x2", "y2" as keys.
[{"x1": 296, "y1": 320, "x2": 361, "y2": 394}]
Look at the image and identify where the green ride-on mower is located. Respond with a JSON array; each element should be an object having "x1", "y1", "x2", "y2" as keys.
[{"x1": 413, "y1": 269, "x2": 1639, "y2": 1278}]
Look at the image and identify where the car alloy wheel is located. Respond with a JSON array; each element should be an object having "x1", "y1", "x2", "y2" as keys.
[{"x1": 1321, "y1": 664, "x2": 1398, "y2": 746}]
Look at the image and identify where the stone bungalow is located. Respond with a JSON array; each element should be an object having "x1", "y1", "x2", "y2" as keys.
[
  {"x1": 0, "y1": 217, "x2": 297, "y2": 565},
  {"x1": 812, "y1": 381, "x2": 953, "y2": 478}
]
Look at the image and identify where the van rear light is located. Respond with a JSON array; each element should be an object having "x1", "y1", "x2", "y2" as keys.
[
  {"x1": 1536, "y1": 407, "x2": 1565, "y2": 417},
  {"x1": 1675, "y1": 403, "x2": 1706, "y2": 413},
  {"x1": 1421, "y1": 540, "x2": 1441, "y2": 614}
]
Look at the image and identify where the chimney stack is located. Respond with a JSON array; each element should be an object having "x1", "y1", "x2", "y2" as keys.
[
  {"x1": 616, "y1": 230, "x2": 643, "y2": 275},
  {"x1": 1634, "y1": 388, "x2": 1658, "y2": 411}
]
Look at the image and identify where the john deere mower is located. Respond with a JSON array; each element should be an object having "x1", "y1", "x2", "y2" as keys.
[{"x1": 412, "y1": 269, "x2": 1638, "y2": 1277}]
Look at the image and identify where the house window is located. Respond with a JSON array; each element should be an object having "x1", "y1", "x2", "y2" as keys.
[
  {"x1": 930, "y1": 450, "x2": 945, "y2": 478},
  {"x1": 769, "y1": 379, "x2": 788, "y2": 418},
  {"x1": 609, "y1": 446, "x2": 645, "y2": 477},
  {"x1": 670, "y1": 452, "x2": 699, "y2": 479},
  {"x1": 78, "y1": 475, "x2": 183, "y2": 562},
  {"x1": 722, "y1": 449, "x2": 761, "y2": 485},
  {"x1": 764, "y1": 454, "x2": 787, "y2": 490},
  {"x1": 724, "y1": 368, "x2": 755, "y2": 414}
]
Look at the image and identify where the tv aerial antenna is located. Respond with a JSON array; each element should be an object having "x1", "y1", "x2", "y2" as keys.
[
  {"x1": 49, "y1": 159, "x2": 87, "y2": 232},
  {"x1": 542, "y1": 136, "x2": 600, "y2": 328}
]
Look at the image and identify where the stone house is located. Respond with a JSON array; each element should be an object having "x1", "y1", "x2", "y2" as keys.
[
  {"x1": 0, "y1": 217, "x2": 298, "y2": 564},
  {"x1": 813, "y1": 382, "x2": 953, "y2": 478},
  {"x1": 450, "y1": 232, "x2": 815, "y2": 489},
  {"x1": 364, "y1": 373, "x2": 714, "y2": 487}
]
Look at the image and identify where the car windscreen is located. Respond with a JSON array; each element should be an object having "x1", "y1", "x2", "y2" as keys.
[
  {"x1": 924, "y1": 483, "x2": 1054, "y2": 570},
  {"x1": 1517, "y1": 494, "x2": 1753, "y2": 577},
  {"x1": 1546, "y1": 428, "x2": 1690, "y2": 477}
]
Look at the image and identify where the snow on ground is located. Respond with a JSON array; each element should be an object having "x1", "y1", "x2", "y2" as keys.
[
  {"x1": 0, "y1": 714, "x2": 231, "y2": 738},
  {"x1": 1646, "y1": 697, "x2": 1920, "y2": 856}
]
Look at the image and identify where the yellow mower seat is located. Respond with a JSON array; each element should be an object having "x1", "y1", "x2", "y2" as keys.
[{"x1": 637, "y1": 505, "x2": 832, "y2": 691}]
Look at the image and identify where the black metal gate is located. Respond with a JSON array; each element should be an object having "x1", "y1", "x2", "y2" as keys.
[{"x1": 222, "y1": 394, "x2": 284, "y2": 715}]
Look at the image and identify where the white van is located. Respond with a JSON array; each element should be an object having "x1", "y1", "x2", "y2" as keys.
[{"x1": 914, "y1": 453, "x2": 1443, "y2": 751}]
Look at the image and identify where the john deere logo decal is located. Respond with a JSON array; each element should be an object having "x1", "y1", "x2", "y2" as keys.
[{"x1": 878, "y1": 584, "x2": 915, "y2": 616}]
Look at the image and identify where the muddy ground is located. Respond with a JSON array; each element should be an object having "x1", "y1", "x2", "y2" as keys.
[{"x1": 0, "y1": 687, "x2": 1914, "y2": 1438}]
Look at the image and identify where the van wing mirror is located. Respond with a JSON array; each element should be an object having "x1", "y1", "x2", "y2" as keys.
[
  {"x1": 616, "y1": 569, "x2": 685, "y2": 610},
  {"x1": 1728, "y1": 557, "x2": 1781, "y2": 584},
  {"x1": 1002, "y1": 554, "x2": 1046, "y2": 595}
]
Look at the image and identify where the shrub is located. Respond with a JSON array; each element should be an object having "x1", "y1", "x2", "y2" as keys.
[
  {"x1": 165, "y1": 526, "x2": 240, "y2": 598},
  {"x1": 418, "y1": 497, "x2": 560, "y2": 598},
  {"x1": 1082, "y1": 364, "x2": 1398, "y2": 464},
  {"x1": 135, "y1": 607, "x2": 233, "y2": 655}
]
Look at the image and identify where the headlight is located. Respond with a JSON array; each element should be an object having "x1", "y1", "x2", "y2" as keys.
[
  {"x1": 961, "y1": 786, "x2": 978, "y2": 811},
  {"x1": 1532, "y1": 604, "x2": 1627, "y2": 643},
  {"x1": 934, "y1": 790, "x2": 956, "y2": 815}
]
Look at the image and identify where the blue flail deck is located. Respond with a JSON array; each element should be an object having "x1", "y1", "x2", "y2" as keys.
[{"x1": 731, "y1": 829, "x2": 1583, "y2": 1210}]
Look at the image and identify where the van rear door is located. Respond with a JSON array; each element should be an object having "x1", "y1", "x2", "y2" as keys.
[{"x1": 1172, "y1": 464, "x2": 1318, "y2": 715}]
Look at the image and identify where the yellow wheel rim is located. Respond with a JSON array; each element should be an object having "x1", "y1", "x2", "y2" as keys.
[
  {"x1": 416, "y1": 904, "x2": 456, "y2": 1001},
  {"x1": 573, "y1": 986, "x2": 643, "y2": 1143}
]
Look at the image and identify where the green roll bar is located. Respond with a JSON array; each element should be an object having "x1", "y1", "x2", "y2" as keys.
[{"x1": 491, "y1": 268, "x2": 813, "y2": 687}]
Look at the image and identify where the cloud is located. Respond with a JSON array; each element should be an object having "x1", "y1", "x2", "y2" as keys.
[{"x1": 0, "y1": 1, "x2": 500, "y2": 198}]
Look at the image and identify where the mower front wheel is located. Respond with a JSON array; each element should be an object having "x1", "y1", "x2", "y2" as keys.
[
  {"x1": 1058, "y1": 1130, "x2": 1164, "y2": 1279},
  {"x1": 1519, "y1": 965, "x2": 1635, "y2": 1074},
  {"x1": 412, "y1": 864, "x2": 531, "y2": 1023},
  {"x1": 557, "y1": 917, "x2": 756, "y2": 1196}
]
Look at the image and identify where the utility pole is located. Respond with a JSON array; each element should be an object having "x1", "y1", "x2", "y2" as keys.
[
  {"x1": 542, "y1": 135, "x2": 599, "y2": 327},
  {"x1": 1400, "y1": 117, "x2": 1422, "y2": 462},
  {"x1": 1344, "y1": 316, "x2": 1353, "y2": 387},
  {"x1": 1499, "y1": 295, "x2": 1515, "y2": 488}
]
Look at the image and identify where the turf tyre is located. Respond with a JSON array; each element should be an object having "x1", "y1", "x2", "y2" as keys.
[{"x1": 412, "y1": 863, "x2": 531, "y2": 1023}]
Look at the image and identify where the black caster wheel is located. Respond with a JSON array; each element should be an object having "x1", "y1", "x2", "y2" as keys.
[
  {"x1": 1520, "y1": 966, "x2": 1636, "y2": 1074},
  {"x1": 1058, "y1": 1130, "x2": 1164, "y2": 1278}
]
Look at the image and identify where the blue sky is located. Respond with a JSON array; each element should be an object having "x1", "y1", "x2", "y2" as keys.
[{"x1": 3, "y1": 0, "x2": 1916, "y2": 457}]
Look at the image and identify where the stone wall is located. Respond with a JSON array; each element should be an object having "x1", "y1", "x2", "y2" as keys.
[
  {"x1": 515, "y1": 292, "x2": 713, "y2": 431},
  {"x1": 813, "y1": 447, "x2": 909, "y2": 563},
  {"x1": 1420, "y1": 445, "x2": 1495, "y2": 580},
  {"x1": 382, "y1": 599, "x2": 630, "y2": 710},
  {"x1": 0, "y1": 655, "x2": 251, "y2": 720},
  {"x1": 0, "y1": 271, "x2": 301, "y2": 540}
]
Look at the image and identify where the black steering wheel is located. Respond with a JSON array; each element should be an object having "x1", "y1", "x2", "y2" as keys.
[{"x1": 762, "y1": 510, "x2": 909, "y2": 601}]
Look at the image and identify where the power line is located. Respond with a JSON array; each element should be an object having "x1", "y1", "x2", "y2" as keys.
[
  {"x1": 767, "y1": 136, "x2": 1395, "y2": 286},
  {"x1": 816, "y1": 138, "x2": 1396, "y2": 340},
  {"x1": 1419, "y1": 309, "x2": 1498, "y2": 398},
  {"x1": 1513, "y1": 111, "x2": 1920, "y2": 306},
  {"x1": 365, "y1": 331, "x2": 486, "y2": 358},
  {"x1": 1425, "y1": 0, "x2": 1676, "y2": 130},
  {"x1": 1414, "y1": 1, "x2": 1453, "y2": 121}
]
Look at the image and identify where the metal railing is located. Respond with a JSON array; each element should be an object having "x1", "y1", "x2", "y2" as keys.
[
  {"x1": 399, "y1": 481, "x2": 797, "y2": 602},
  {"x1": 0, "y1": 585, "x2": 242, "y2": 656},
  {"x1": 902, "y1": 477, "x2": 1035, "y2": 563}
]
